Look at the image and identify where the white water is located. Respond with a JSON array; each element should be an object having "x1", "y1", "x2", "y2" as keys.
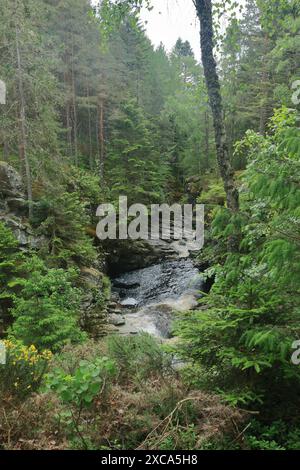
[{"x1": 112, "y1": 259, "x2": 202, "y2": 338}]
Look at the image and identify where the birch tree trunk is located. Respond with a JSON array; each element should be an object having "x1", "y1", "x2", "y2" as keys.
[{"x1": 195, "y1": 0, "x2": 239, "y2": 213}]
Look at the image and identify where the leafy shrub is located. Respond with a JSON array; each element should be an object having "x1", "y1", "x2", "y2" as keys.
[
  {"x1": 244, "y1": 419, "x2": 300, "y2": 450},
  {"x1": 46, "y1": 357, "x2": 117, "y2": 407},
  {"x1": 0, "y1": 339, "x2": 52, "y2": 399},
  {"x1": 46, "y1": 356, "x2": 117, "y2": 449}
]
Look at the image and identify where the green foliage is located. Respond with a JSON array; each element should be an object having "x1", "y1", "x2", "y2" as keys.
[
  {"x1": 175, "y1": 108, "x2": 300, "y2": 409},
  {"x1": 34, "y1": 191, "x2": 96, "y2": 267},
  {"x1": 0, "y1": 223, "x2": 20, "y2": 304},
  {"x1": 107, "y1": 100, "x2": 170, "y2": 204},
  {"x1": 46, "y1": 357, "x2": 117, "y2": 407},
  {"x1": 10, "y1": 256, "x2": 86, "y2": 352},
  {"x1": 244, "y1": 419, "x2": 300, "y2": 450},
  {"x1": 67, "y1": 167, "x2": 104, "y2": 208},
  {"x1": 106, "y1": 333, "x2": 172, "y2": 381},
  {"x1": 221, "y1": 0, "x2": 300, "y2": 160},
  {"x1": 46, "y1": 356, "x2": 117, "y2": 449},
  {"x1": 0, "y1": 0, "x2": 61, "y2": 177}
]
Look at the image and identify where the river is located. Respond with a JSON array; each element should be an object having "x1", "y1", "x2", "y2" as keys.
[{"x1": 109, "y1": 257, "x2": 203, "y2": 338}]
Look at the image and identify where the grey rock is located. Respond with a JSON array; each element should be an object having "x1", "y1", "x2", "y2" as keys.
[
  {"x1": 108, "y1": 314, "x2": 126, "y2": 326},
  {"x1": 109, "y1": 309, "x2": 123, "y2": 315},
  {"x1": 113, "y1": 280, "x2": 140, "y2": 289},
  {"x1": 6, "y1": 197, "x2": 27, "y2": 215},
  {"x1": 108, "y1": 301, "x2": 119, "y2": 309},
  {"x1": 80, "y1": 267, "x2": 103, "y2": 288},
  {"x1": 0, "y1": 162, "x2": 24, "y2": 197},
  {"x1": 120, "y1": 298, "x2": 138, "y2": 308}
]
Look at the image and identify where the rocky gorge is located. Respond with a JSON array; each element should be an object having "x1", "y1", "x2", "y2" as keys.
[{"x1": 0, "y1": 161, "x2": 204, "y2": 340}]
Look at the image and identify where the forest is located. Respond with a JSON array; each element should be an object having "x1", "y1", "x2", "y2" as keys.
[{"x1": 0, "y1": 0, "x2": 299, "y2": 453}]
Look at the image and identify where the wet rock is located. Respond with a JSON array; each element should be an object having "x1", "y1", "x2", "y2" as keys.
[
  {"x1": 114, "y1": 259, "x2": 203, "y2": 339},
  {"x1": 113, "y1": 259, "x2": 202, "y2": 307},
  {"x1": 113, "y1": 280, "x2": 140, "y2": 289},
  {"x1": 105, "y1": 238, "x2": 177, "y2": 275},
  {"x1": 108, "y1": 314, "x2": 126, "y2": 326},
  {"x1": 108, "y1": 301, "x2": 119, "y2": 309},
  {"x1": 110, "y1": 309, "x2": 123, "y2": 315},
  {"x1": 120, "y1": 298, "x2": 138, "y2": 308}
]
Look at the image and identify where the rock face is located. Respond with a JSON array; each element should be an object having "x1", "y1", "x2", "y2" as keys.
[
  {"x1": 120, "y1": 298, "x2": 138, "y2": 308},
  {"x1": 79, "y1": 267, "x2": 110, "y2": 338},
  {"x1": 108, "y1": 313, "x2": 125, "y2": 326},
  {"x1": 105, "y1": 238, "x2": 177, "y2": 275},
  {"x1": 0, "y1": 161, "x2": 24, "y2": 198},
  {"x1": 0, "y1": 162, "x2": 110, "y2": 339},
  {"x1": 0, "y1": 162, "x2": 44, "y2": 249},
  {"x1": 105, "y1": 235, "x2": 201, "y2": 276}
]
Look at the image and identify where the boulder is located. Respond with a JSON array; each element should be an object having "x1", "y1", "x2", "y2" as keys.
[
  {"x1": 120, "y1": 298, "x2": 138, "y2": 308},
  {"x1": 0, "y1": 215, "x2": 45, "y2": 249},
  {"x1": 108, "y1": 314, "x2": 126, "y2": 326},
  {"x1": 6, "y1": 197, "x2": 28, "y2": 215},
  {"x1": 0, "y1": 162, "x2": 24, "y2": 198},
  {"x1": 80, "y1": 267, "x2": 103, "y2": 289}
]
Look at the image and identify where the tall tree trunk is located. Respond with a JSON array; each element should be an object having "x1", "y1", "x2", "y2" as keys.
[
  {"x1": 195, "y1": 0, "x2": 239, "y2": 213},
  {"x1": 86, "y1": 84, "x2": 93, "y2": 170},
  {"x1": 71, "y1": 37, "x2": 78, "y2": 165},
  {"x1": 65, "y1": 97, "x2": 72, "y2": 155},
  {"x1": 64, "y1": 51, "x2": 72, "y2": 156},
  {"x1": 3, "y1": 141, "x2": 9, "y2": 161},
  {"x1": 259, "y1": 35, "x2": 270, "y2": 136},
  {"x1": 204, "y1": 108, "x2": 210, "y2": 169},
  {"x1": 98, "y1": 98, "x2": 105, "y2": 179},
  {"x1": 15, "y1": 20, "x2": 33, "y2": 219}
]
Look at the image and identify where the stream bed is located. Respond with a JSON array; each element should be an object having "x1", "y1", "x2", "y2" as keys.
[{"x1": 110, "y1": 258, "x2": 203, "y2": 338}]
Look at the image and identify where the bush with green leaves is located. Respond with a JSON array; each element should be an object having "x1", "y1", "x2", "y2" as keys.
[
  {"x1": 46, "y1": 357, "x2": 117, "y2": 449},
  {"x1": 243, "y1": 419, "x2": 300, "y2": 450},
  {"x1": 175, "y1": 108, "x2": 300, "y2": 409},
  {"x1": 46, "y1": 357, "x2": 117, "y2": 406},
  {"x1": 10, "y1": 256, "x2": 86, "y2": 352}
]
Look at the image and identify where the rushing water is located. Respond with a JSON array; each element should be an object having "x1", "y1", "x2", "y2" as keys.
[{"x1": 111, "y1": 259, "x2": 202, "y2": 338}]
